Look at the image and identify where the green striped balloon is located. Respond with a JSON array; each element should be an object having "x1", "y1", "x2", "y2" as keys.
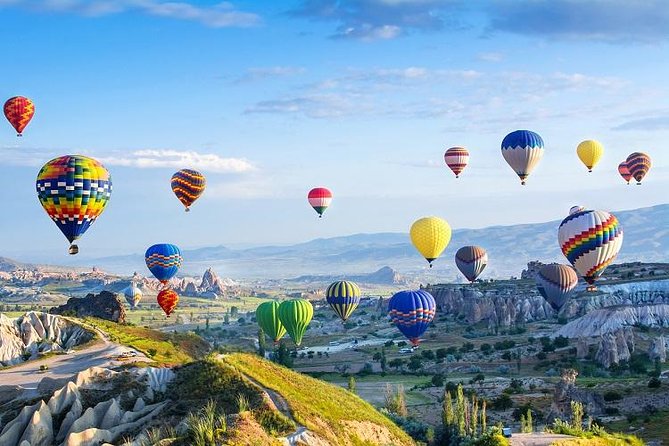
[
  {"x1": 278, "y1": 299, "x2": 313, "y2": 346},
  {"x1": 255, "y1": 301, "x2": 286, "y2": 343}
]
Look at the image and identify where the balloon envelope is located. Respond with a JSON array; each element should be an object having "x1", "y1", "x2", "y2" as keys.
[
  {"x1": 124, "y1": 284, "x2": 143, "y2": 309},
  {"x1": 145, "y1": 244, "x2": 183, "y2": 284},
  {"x1": 558, "y1": 209, "x2": 623, "y2": 290},
  {"x1": 326, "y1": 280, "x2": 361, "y2": 322},
  {"x1": 171, "y1": 169, "x2": 206, "y2": 211},
  {"x1": 157, "y1": 289, "x2": 179, "y2": 317},
  {"x1": 388, "y1": 290, "x2": 436, "y2": 347},
  {"x1": 576, "y1": 140, "x2": 604, "y2": 172},
  {"x1": 501, "y1": 130, "x2": 544, "y2": 185},
  {"x1": 444, "y1": 147, "x2": 469, "y2": 178},
  {"x1": 36, "y1": 155, "x2": 112, "y2": 254},
  {"x1": 535, "y1": 264, "x2": 578, "y2": 311},
  {"x1": 278, "y1": 299, "x2": 313, "y2": 346},
  {"x1": 4, "y1": 96, "x2": 35, "y2": 136},
  {"x1": 455, "y1": 246, "x2": 488, "y2": 282},
  {"x1": 256, "y1": 301, "x2": 286, "y2": 343},
  {"x1": 410, "y1": 217, "x2": 451, "y2": 267},
  {"x1": 307, "y1": 187, "x2": 332, "y2": 217},
  {"x1": 626, "y1": 152, "x2": 651, "y2": 185},
  {"x1": 618, "y1": 161, "x2": 632, "y2": 184}
]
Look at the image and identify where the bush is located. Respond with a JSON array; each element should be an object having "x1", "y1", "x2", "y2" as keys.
[
  {"x1": 603, "y1": 391, "x2": 622, "y2": 402},
  {"x1": 463, "y1": 427, "x2": 509, "y2": 446},
  {"x1": 421, "y1": 349, "x2": 435, "y2": 360},
  {"x1": 431, "y1": 374, "x2": 444, "y2": 387},
  {"x1": 648, "y1": 377, "x2": 661, "y2": 388},
  {"x1": 480, "y1": 343, "x2": 492, "y2": 354},
  {"x1": 254, "y1": 409, "x2": 295, "y2": 435},
  {"x1": 491, "y1": 394, "x2": 513, "y2": 410}
]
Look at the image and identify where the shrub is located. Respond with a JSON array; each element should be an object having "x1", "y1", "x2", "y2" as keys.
[
  {"x1": 648, "y1": 377, "x2": 661, "y2": 388},
  {"x1": 254, "y1": 409, "x2": 295, "y2": 435},
  {"x1": 491, "y1": 394, "x2": 513, "y2": 410},
  {"x1": 602, "y1": 391, "x2": 622, "y2": 402}
]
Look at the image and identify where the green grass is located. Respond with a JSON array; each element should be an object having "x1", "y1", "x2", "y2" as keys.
[
  {"x1": 606, "y1": 410, "x2": 668, "y2": 445},
  {"x1": 85, "y1": 317, "x2": 209, "y2": 366},
  {"x1": 223, "y1": 353, "x2": 415, "y2": 446}
]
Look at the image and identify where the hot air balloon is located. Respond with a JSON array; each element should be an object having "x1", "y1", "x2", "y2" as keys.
[
  {"x1": 455, "y1": 246, "x2": 488, "y2": 282},
  {"x1": 501, "y1": 130, "x2": 544, "y2": 185},
  {"x1": 145, "y1": 244, "x2": 183, "y2": 285},
  {"x1": 569, "y1": 205, "x2": 585, "y2": 215},
  {"x1": 4, "y1": 96, "x2": 35, "y2": 136},
  {"x1": 576, "y1": 140, "x2": 604, "y2": 172},
  {"x1": 256, "y1": 301, "x2": 286, "y2": 343},
  {"x1": 171, "y1": 169, "x2": 206, "y2": 212},
  {"x1": 626, "y1": 152, "x2": 652, "y2": 185},
  {"x1": 618, "y1": 161, "x2": 632, "y2": 185},
  {"x1": 444, "y1": 147, "x2": 469, "y2": 178},
  {"x1": 326, "y1": 280, "x2": 361, "y2": 322},
  {"x1": 388, "y1": 290, "x2": 435, "y2": 348},
  {"x1": 157, "y1": 289, "x2": 179, "y2": 317},
  {"x1": 410, "y1": 217, "x2": 451, "y2": 267},
  {"x1": 36, "y1": 155, "x2": 112, "y2": 255},
  {"x1": 307, "y1": 187, "x2": 332, "y2": 218},
  {"x1": 535, "y1": 264, "x2": 578, "y2": 312},
  {"x1": 124, "y1": 284, "x2": 143, "y2": 309},
  {"x1": 558, "y1": 208, "x2": 623, "y2": 291},
  {"x1": 278, "y1": 299, "x2": 313, "y2": 346}
]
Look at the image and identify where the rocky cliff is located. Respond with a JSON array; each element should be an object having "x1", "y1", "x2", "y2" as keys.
[
  {"x1": 0, "y1": 312, "x2": 94, "y2": 366},
  {"x1": 50, "y1": 291, "x2": 126, "y2": 323},
  {"x1": 554, "y1": 304, "x2": 669, "y2": 338}
]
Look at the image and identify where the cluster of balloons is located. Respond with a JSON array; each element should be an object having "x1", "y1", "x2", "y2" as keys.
[
  {"x1": 443, "y1": 130, "x2": 652, "y2": 186},
  {"x1": 144, "y1": 243, "x2": 184, "y2": 316},
  {"x1": 256, "y1": 299, "x2": 314, "y2": 346}
]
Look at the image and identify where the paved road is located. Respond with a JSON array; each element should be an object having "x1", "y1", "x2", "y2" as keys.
[
  {"x1": 509, "y1": 433, "x2": 574, "y2": 446},
  {"x1": 0, "y1": 320, "x2": 149, "y2": 389}
]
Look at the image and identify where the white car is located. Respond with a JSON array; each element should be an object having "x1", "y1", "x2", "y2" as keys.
[{"x1": 399, "y1": 348, "x2": 413, "y2": 354}]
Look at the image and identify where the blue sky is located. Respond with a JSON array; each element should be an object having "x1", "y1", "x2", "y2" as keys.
[{"x1": 0, "y1": 0, "x2": 667, "y2": 262}]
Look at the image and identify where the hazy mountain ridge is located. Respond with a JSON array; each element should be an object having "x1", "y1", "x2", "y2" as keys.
[{"x1": 66, "y1": 204, "x2": 668, "y2": 280}]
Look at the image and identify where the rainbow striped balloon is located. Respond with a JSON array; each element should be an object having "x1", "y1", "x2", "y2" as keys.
[
  {"x1": 171, "y1": 169, "x2": 206, "y2": 211},
  {"x1": 558, "y1": 209, "x2": 623, "y2": 291}
]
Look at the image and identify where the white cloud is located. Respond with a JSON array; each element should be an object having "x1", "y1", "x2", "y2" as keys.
[
  {"x1": 233, "y1": 66, "x2": 305, "y2": 83},
  {"x1": 100, "y1": 150, "x2": 255, "y2": 173},
  {"x1": 477, "y1": 52, "x2": 504, "y2": 62},
  {"x1": 3, "y1": 0, "x2": 260, "y2": 27}
]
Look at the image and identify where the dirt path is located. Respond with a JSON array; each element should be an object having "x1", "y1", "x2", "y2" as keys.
[
  {"x1": 509, "y1": 433, "x2": 574, "y2": 446},
  {"x1": 0, "y1": 318, "x2": 149, "y2": 390}
]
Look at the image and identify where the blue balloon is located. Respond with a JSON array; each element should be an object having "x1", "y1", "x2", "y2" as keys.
[
  {"x1": 501, "y1": 129, "x2": 544, "y2": 150},
  {"x1": 145, "y1": 244, "x2": 183, "y2": 284},
  {"x1": 387, "y1": 290, "x2": 436, "y2": 347}
]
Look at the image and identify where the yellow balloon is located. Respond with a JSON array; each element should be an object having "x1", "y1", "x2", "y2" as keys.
[
  {"x1": 576, "y1": 140, "x2": 604, "y2": 172},
  {"x1": 410, "y1": 216, "x2": 451, "y2": 267}
]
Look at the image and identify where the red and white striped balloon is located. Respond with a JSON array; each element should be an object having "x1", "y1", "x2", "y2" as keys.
[
  {"x1": 307, "y1": 187, "x2": 332, "y2": 218},
  {"x1": 444, "y1": 147, "x2": 469, "y2": 178}
]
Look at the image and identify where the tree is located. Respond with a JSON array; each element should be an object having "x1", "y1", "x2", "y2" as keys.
[
  {"x1": 257, "y1": 328, "x2": 266, "y2": 358},
  {"x1": 407, "y1": 355, "x2": 423, "y2": 372},
  {"x1": 480, "y1": 343, "x2": 492, "y2": 354},
  {"x1": 389, "y1": 358, "x2": 405, "y2": 371},
  {"x1": 380, "y1": 348, "x2": 387, "y2": 373},
  {"x1": 384, "y1": 384, "x2": 407, "y2": 417},
  {"x1": 230, "y1": 306, "x2": 239, "y2": 317},
  {"x1": 274, "y1": 342, "x2": 293, "y2": 368},
  {"x1": 432, "y1": 373, "x2": 444, "y2": 387},
  {"x1": 348, "y1": 376, "x2": 356, "y2": 394},
  {"x1": 224, "y1": 314, "x2": 230, "y2": 324},
  {"x1": 436, "y1": 348, "x2": 448, "y2": 360},
  {"x1": 492, "y1": 394, "x2": 513, "y2": 410},
  {"x1": 421, "y1": 349, "x2": 435, "y2": 360}
]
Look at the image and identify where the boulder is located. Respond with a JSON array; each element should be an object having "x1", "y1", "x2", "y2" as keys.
[{"x1": 50, "y1": 291, "x2": 126, "y2": 323}]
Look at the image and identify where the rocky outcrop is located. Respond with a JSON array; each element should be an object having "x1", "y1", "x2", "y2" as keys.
[
  {"x1": 0, "y1": 312, "x2": 94, "y2": 366},
  {"x1": 546, "y1": 369, "x2": 604, "y2": 423},
  {"x1": 0, "y1": 366, "x2": 173, "y2": 446},
  {"x1": 555, "y1": 304, "x2": 669, "y2": 338},
  {"x1": 50, "y1": 291, "x2": 126, "y2": 323},
  {"x1": 594, "y1": 328, "x2": 634, "y2": 368},
  {"x1": 649, "y1": 336, "x2": 667, "y2": 362}
]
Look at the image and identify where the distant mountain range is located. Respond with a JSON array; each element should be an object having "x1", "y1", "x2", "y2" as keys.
[{"x1": 70, "y1": 204, "x2": 668, "y2": 281}]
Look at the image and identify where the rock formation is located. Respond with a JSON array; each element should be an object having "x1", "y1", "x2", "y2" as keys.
[
  {"x1": 0, "y1": 312, "x2": 94, "y2": 366},
  {"x1": 546, "y1": 368, "x2": 604, "y2": 423},
  {"x1": 648, "y1": 335, "x2": 667, "y2": 362},
  {"x1": 555, "y1": 304, "x2": 669, "y2": 338},
  {"x1": 594, "y1": 328, "x2": 634, "y2": 368},
  {"x1": 50, "y1": 291, "x2": 126, "y2": 323}
]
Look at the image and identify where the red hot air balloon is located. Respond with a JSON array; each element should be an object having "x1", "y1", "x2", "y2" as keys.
[
  {"x1": 157, "y1": 289, "x2": 179, "y2": 317},
  {"x1": 444, "y1": 147, "x2": 469, "y2": 178},
  {"x1": 4, "y1": 96, "x2": 35, "y2": 136},
  {"x1": 626, "y1": 152, "x2": 652, "y2": 185},
  {"x1": 307, "y1": 187, "x2": 332, "y2": 218},
  {"x1": 618, "y1": 161, "x2": 632, "y2": 185}
]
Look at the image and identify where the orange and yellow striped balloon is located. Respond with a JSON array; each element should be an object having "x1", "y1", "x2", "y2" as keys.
[
  {"x1": 4, "y1": 96, "x2": 35, "y2": 136},
  {"x1": 157, "y1": 289, "x2": 179, "y2": 317}
]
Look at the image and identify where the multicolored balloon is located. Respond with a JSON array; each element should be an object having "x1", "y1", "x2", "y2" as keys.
[
  {"x1": 124, "y1": 284, "x2": 143, "y2": 309},
  {"x1": 444, "y1": 147, "x2": 469, "y2": 178},
  {"x1": 145, "y1": 244, "x2": 183, "y2": 285},
  {"x1": 256, "y1": 301, "x2": 286, "y2": 343},
  {"x1": 307, "y1": 187, "x2": 332, "y2": 218},
  {"x1": 410, "y1": 217, "x2": 451, "y2": 267},
  {"x1": 157, "y1": 289, "x2": 179, "y2": 317},
  {"x1": 558, "y1": 208, "x2": 623, "y2": 291},
  {"x1": 4, "y1": 96, "x2": 35, "y2": 136},
  {"x1": 278, "y1": 299, "x2": 313, "y2": 346},
  {"x1": 171, "y1": 169, "x2": 206, "y2": 212},
  {"x1": 501, "y1": 130, "x2": 544, "y2": 185},
  {"x1": 388, "y1": 290, "x2": 436, "y2": 347},
  {"x1": 535, "y1": 264, "x2": 578, "y2": 312},
  {"x1": 618, "y1": 161, "x2": 632, "y2": 185},
  {"x1": 455, "y1": 246, "x2": 488, "y2": 282},
  {"x1": 36, "y1": 155, "x2": 112, "y2": 255},
  {"x1": 576, "y1": 140, "x2": 604, "y2": 172},
  {"x1": 326, "y1": 280, "x2": 361, "y2": 322},
  {"x1": 626, "y1": 152, "x2": 652, "y2": 185}
]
